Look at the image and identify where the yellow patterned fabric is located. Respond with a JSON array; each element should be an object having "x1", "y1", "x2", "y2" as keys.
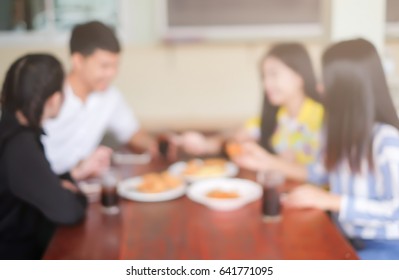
[{"x1": 246, "y1": 97, "x2": 324, "y2": 164}]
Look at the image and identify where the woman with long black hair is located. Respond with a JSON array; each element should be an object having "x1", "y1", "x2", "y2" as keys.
[
  {"x1": 284, "y1": 39, "x2": 399, "y2": 259},
  {"x1": 175, "y1": 43, "x2": 324, "y2": 166},
  {"x1": 0, "y1": 54, "x2": 87, "y2": 259}
]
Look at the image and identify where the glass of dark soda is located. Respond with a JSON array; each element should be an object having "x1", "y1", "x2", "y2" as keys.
[
  {"x1": 257, "y1": 171, "x2": 285, "y2": 222},
  {"x1": 158, "y1": 134, "x2": 170, "y2": 159},
  {"x1": 157, "y1": 132, "x2": 180, "y2": 162},
  {"x1": 101, "y1": 169, "x2": 120, "y2": 215}
]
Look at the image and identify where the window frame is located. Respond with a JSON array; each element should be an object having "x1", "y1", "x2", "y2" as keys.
[{"x1": 157, "y1": 0, "x2": 331, "y2": 42}]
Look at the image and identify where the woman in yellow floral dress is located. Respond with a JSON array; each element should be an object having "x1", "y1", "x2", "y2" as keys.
[{"x1": 175, "y1": 43, "x2": 324, "y2": 170}]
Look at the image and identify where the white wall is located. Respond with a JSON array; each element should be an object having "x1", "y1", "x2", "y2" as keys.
[{"x1": 330, "y1": 0, "x2": 386, "y2": 52}]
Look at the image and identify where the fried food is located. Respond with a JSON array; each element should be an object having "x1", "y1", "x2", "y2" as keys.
[
  {"x1": 206, "y1": 189, "x2": 240, "y2": 199},
  {"x1": 183, "y1": 158, "x2": 227, "y2": 177},
  {"x1": 183, "y1": 160, "x2": 202, "y2": 175},
  {"x1": 137, "y1": 172, "x2": 182, "y2": 193}
]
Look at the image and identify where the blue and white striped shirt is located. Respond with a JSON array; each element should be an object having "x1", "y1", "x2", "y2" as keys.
[{"x1": 308, "y1": 123, "x2": 399, "y2": 240}]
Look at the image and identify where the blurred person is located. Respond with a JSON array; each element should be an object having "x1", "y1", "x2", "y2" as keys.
[
  {"x1": 0, "y1": 54, "x2": 87, "y2": 259},
  {"x1": 175, "y1": 43, "x2": 324, "y2": 167},
  {"x1": 42, "y1": 21, "x2": 157, "y2": 181},
  {"x1": 283, "y1": 39, "x2": 399, "y2": 259}
]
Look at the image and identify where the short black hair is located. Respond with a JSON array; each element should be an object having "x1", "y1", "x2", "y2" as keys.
[{"x1": 70, "y1": 21, "x2": 121, "y2": 56}]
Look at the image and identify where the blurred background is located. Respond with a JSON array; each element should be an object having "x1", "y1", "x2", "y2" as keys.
[{"x1": 0, "y1": 0, "x2": 398, "y2": 132}]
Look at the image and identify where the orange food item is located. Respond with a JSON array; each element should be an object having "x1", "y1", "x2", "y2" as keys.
[
  {"x1": 225, "y1": 142, "x2": 242, "y2": 158},
  {"x1": 183, "y1": 160, "x2": 202, "y2": 175},
  {"x1": 206, "y1": 189, "x2": 240, "y2": 199},
  {"x1": 137, "y1": 172, "x2": 182, "y2": 193}
]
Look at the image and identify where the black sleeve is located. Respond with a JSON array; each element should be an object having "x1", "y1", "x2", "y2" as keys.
[
  {"x1": 5, "y1": 131, "x2": 87, "y2": 225},
  {"x1": 58, "y1": 172, "x2": 75, "y2": 184}
]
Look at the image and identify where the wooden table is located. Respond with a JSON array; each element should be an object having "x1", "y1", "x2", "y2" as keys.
[{"x1": 44, "y1": 159, "x2": 358, "y2": 260}]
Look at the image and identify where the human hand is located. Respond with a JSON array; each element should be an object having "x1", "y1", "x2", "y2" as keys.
[
  {"x1": 282, "y1": 184, "x2": 340, "y2": 211},
  {"x1": 61, "y1": 180, "x2": 79, "y2": 193},
  {"x1": 72, "y1": 146, "x2": 113, "y2": 180},
  {"x1": 173, "y1": 131, "x2": 210, "y2": 156},
  {"x1": 232, "y1": 142, "x2": 275, "y2": 172}
]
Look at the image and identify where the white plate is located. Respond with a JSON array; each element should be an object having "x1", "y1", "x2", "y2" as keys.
[
  {"x1": 112, "y1": 152, "x2": 151, "y2": 165},
  {"x1": 117, "y1": 176, "x2": 186, "y2": 202},
  {"x1": 168, "y1": 160, "x2": 239, "y2": 182},
  {"x1": 187, "y1": 178, "x2": 262, "y2": 211}
]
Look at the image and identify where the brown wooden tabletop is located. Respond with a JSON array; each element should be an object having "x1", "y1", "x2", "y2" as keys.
[{"x1": 43, "y1": 158, "x2": 359, "y2": 260}]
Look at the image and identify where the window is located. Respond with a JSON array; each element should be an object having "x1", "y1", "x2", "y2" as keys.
[
  {"x1": 0, "y1": 0, "x2": 119, "y2": 31},
  {"x1": 0, "y1": 0, "x2": 123, "y2": 45},
  {"x1": 386, "y1": 0, "x2": 399, "y2": 38},
  {"x1": 54, "y1": 0, "x2": 118, "y2": 30},
  {"x1": 0, "y1": 0, "x2": 47, "y2": 31},
  {"x1": 158, "y1": 0, "x2": 329, "y2": 41}
]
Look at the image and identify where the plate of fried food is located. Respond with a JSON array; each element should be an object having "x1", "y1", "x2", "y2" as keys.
[
  {"x1": 187, "y1": 178, "x2": 262, "y2": 211},
  {"x1": 168, "y1": 158, "x2": 239, "y2": 182},
  {"x1": 117, "y1": 172, "x2": 185, "y2": 202}
]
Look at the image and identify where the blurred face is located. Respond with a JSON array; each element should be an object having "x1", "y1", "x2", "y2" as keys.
[
  {"x1": 72, "y1": 49, "x2": 119, "y2": 92},
  {"x1": 262, "y1": 56, "x2": 304, "y2": 106},
  {"x1": 43, "y1": 91, "x2": 64, "y2": 121}
]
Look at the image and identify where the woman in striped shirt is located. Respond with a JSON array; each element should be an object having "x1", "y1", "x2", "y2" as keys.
[{"x1": 282, "y1": 39, "x2": 399, "y2": 259}]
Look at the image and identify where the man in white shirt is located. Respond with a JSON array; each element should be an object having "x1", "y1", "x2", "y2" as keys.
[{"x1": 42, "y1": 21, "x2": 157, "y2": 180}]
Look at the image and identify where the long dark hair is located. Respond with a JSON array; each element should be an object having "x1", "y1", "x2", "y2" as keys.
[
  {"x1": 259, "y1": 43, "x2": 320, "y2": 152},
  {"x1": 1, "y1": 54, "x2": 64, "y2": 131},
  {"x1": 322, "y1": 38, "x2": 399, "y2": 172}
]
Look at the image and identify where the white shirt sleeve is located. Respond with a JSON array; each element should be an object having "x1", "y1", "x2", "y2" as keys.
[{"x1": 107, "y1": 89, "x2": 140, "y2": 144}]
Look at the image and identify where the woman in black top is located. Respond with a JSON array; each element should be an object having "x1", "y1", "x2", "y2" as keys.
[{"x1": 0, "y1": 54, "x2": 87, "y2": 259}]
